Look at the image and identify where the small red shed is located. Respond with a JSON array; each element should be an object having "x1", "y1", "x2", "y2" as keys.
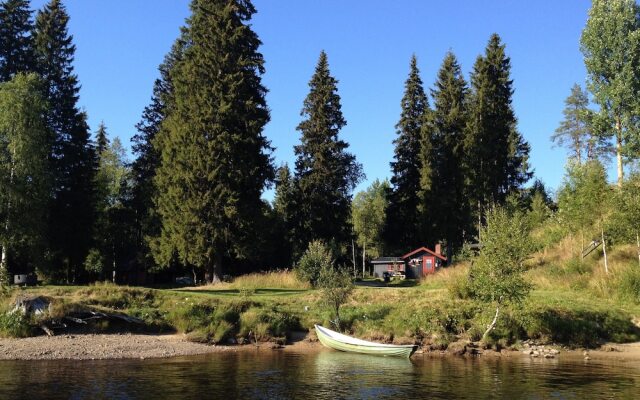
[
  {"x1": 371, "y1": 244, "x2": 447, "y2": 279},
  {"x1": 401, "y1": 244, "x2": 447, "y2": 278}
]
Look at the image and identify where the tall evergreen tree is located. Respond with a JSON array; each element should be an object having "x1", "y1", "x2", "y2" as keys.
[
  {"x1": 428, "y1": 51, "x2": 469, "y2": 255},
  {"x1": 0, "y1": 0, "x2": 34, "y2": 81},
  {"x1": 130, "y1": 35, "x2": 184, "y2": 272},
  {"x1": 292, "y1": 51, "x2": 363, "y2": 258},
  {"x1": 385, "y1": 55, "x2": 429, "y2": 253},
  {"x1": 552, "y1": 84, "x2": 600, "y2": 164},
  {"x1": 151, "y1": 0, "x2": 274, "y2": 283},
  {"x1": 0, "y1": 74, "x2": 50, "y2": 285},
  {"x1": 464, "y1": 34, "x2": 531, "y2": 238},
  {"x1": 272, "y1": 163, "x2": 295, "y2": 267},
  {"x1": 95, "y1": 121, "x2": 108, "y2": 155},
  {"x1": 581, "y1": 0, "x2": 640, "y2": 186},
  {"x1": 34, "y1": 0, "x2": 96, "y2": 282}
]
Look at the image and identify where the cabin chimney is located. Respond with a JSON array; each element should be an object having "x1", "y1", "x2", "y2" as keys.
[{"x1": 435, "y1": 243, "x2": 441, "y2": 255}]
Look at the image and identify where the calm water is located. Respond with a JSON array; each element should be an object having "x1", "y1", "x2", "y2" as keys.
[{"x1": 0, "y1": 350, "x2": 639, "y2": 399}]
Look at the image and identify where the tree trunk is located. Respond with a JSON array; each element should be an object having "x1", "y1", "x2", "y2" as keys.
[
  {"x1": 192, "y1": 267, "x2": 198, "y2": 286},
  {"x1": 209, "y1": 244, "x2": 223, "y2": 284},
  {"x1": 0, "y1": 244, "x2": 8, "y2": 286},
  {"x1": 580, "y1": 230, "x2": 584, "y2": 260},
  {"x1": 636, "y1": 231, "x2": 640, "y2": 268},
  {"x1": 351, "y1": 239, "x2": 356, "y2": 277},
  {"x1": 601, "y1": 225, "x2": 608, "y2": 275},
  {"x1": 615, "y1": 118, "x2": 624, "y2": 187},
  {"x1": 483, "y1": 304, "x2": 500, "y2": 340},
  {"x1": 362, "y1": 242, "x2": 366, "y2": 277}
]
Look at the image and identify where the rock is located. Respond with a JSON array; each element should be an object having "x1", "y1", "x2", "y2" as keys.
[
  {"x1": 522, "y1": 350, "x2": 533, "y2": 355},
  {"x1": 584, "y1": 356, "x2": 591, "y2": 361},
  {"x1": 544, "y1": 353, "x2": 554, "y2": 359},
  {"x1": 550, "y1": 349, "x2": 560, "y2": 355},
  {"x1": 448, "y1": 342, "x2": 467, "y2": 356},
  {"x1": 523, "y1": 343, "x2": 530, "y2": 348},
  {"x1": 532, "y1": 351, "x2": 540, "y2": 357}
]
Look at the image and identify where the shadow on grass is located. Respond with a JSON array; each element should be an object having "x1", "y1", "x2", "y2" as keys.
[
  {"x1": 355, "y1": 279, "x2": 419, "y2": 288},
  {"x1": 170, "y1": 288, "x2": 310, "y2": 297},
  {"x1": 533, "y1": 308, "x2": 640, "y2": 347}
]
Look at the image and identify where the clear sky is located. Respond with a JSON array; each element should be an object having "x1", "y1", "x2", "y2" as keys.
[{"x1": 29, "y1": 0, "x2": 594, "y2": 198}]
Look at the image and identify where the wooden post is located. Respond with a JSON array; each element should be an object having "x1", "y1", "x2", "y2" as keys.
[{"x1": 601, "y1": 225, "x2": 609, "y2": 275}]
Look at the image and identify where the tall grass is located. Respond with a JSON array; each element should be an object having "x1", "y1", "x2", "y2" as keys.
[{"x1": 209, "y1": 270, "x2": 310, "y2": 290}]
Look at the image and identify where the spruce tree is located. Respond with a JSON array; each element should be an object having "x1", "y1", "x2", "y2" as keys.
[
  {"x1": 385, "y1": 55, "x2": 429, "y2": 252},
  {"x1": 0, "y1": 0, "x2": 34, "y2": 81},
  {"x1": 428, "y1": 51, "x2": 469, "y2": 254},
  {"x1": 292, "y1": 51, "x2": 363, "y2": 258},
  {"x1": 464, "y1": 34, "x2": 531, "y2": 237},
  {"x1": 130, "y1": 36, "x2": 184, "y2": 271},
  {"x1": 95, "y1": 121, "x2": 108, "y2": 155},
  {"x1": 151, "y1": 0, "x2": 274, "y2": 283},
  {"x1": 34, "y1": 0, "x2": 96, "y2": 282}
]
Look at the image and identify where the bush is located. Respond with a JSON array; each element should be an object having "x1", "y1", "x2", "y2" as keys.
[
  {"x1": 317, "y1": 265, "x2": 353, "y2": 330},
  {"x1": 616, "y1": 266, "x2": 640, "y2": 304},
  {"x1": 0, "y1": 312, "x2": 32, "y2": 338},
  {"x1": 296, "y1": 241, "x2": 333, "y2": 287}
]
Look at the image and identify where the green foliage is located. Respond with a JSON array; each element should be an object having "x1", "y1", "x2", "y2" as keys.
[
  {"x1": 0, "y1": 311, "x2": 31, "y2": 338},
  {"x1": 557, "y1": 160, "x2": 609, "y2": 256},
  {"x1": 428, "y1": 51, "x2": 469, "y2": 253},
  {"x1": 317, "y1": 264, "x2": 353, "y2": 330},
  {"x1": 83, "y1": 248, "x2": 104, "y2": 274},
  {"x1": 609, "y1": 173, "x2": 640, "y2": 246},
  {"x1": 464, "y1": 34, "x2": 532, "y2": 232},
  {"x1": 352, "y1": 179, "x2": 389, "y2": 263},
  {"x1": 615, "y1": 266, "x2": 640, "y2": 304},
  {"x1": 151, "y1": 0, "x2": 274, "y2": 282},
  {"x1": 386, "y1": 55, "x2": 429, "y2": 252},
  {"x1": 552, "y1": 84, "x2": 607, "y2": 163},
  {"x1": 580, "y1": 0, "x2": 640, "y2": 183},
  {"x1": 291, "y1": 51, "x2": 363, "y2": 258},
  {"x1": 0, "y1": 0, "x2": 35, "y2": 81},
  {"x1": 469, "y1": 206, "x2": 533, "y2": 305},
  {"x1": 296, "y1": 240, "x2": 333, "y2": 287},
  {"x1": 0, "y1": 73, "x2": 50, "y2": 282}
]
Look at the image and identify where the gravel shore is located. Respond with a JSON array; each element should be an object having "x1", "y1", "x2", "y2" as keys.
[{"x1": 0, "y1": 334, "x2": 246, "y2": 360}]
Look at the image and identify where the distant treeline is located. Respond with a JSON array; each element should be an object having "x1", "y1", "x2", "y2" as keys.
[{"x1": 1, "y1": 0, "x2": 637, "y2": 284}]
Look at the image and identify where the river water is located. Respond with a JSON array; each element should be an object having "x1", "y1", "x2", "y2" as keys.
[{"x1": 0, "y1": 350, "x2": 638, "y2": 399}]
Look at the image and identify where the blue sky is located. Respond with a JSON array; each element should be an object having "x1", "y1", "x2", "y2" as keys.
[{"x1": 29, "y1": 0, "x2": 594, "y2": 197}]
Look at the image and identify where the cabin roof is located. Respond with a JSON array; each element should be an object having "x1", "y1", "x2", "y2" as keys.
[
  {"x1": 401, "y1": 247, "x2": 447, "y2": 261},
  {"x1": 371, "y1": 257, "x2": 403, "y2": 264}
]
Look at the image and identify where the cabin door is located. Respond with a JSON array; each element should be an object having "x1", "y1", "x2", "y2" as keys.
[{"x1": 422, "y1": 256, "x2": 434, "y2": 275}]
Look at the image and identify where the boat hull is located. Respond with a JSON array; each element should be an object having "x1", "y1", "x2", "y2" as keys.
[{"x1": 315, "y1": 325, "x2": 416, "y2": 358}]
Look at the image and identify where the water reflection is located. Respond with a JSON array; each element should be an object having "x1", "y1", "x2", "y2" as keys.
[{"x1": 0, "y1": 349, "x2": 638, "y2": 399}]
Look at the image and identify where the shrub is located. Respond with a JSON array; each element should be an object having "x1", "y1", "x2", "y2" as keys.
[
  {"x1": 616, "y1": 266, "x2": 640, "y2": 304},
  {"x1": 296, "y1": 240, "x2": 333, "y2": 286},
  {"x1": 0, "y1": 312, "x2": 32, "y2": 338},
  {"x1": 317, "y1": 265, "x2": 353, "y2": 330}
]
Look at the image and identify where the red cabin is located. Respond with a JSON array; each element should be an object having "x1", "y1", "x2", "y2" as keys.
[{"x1": 371, "y1": 244, "x2": 447, "y2": 279}]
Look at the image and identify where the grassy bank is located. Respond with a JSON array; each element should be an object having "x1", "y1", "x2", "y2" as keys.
[{"x1": 1, "y1": 248, "x2": 639, "y2": 349}]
